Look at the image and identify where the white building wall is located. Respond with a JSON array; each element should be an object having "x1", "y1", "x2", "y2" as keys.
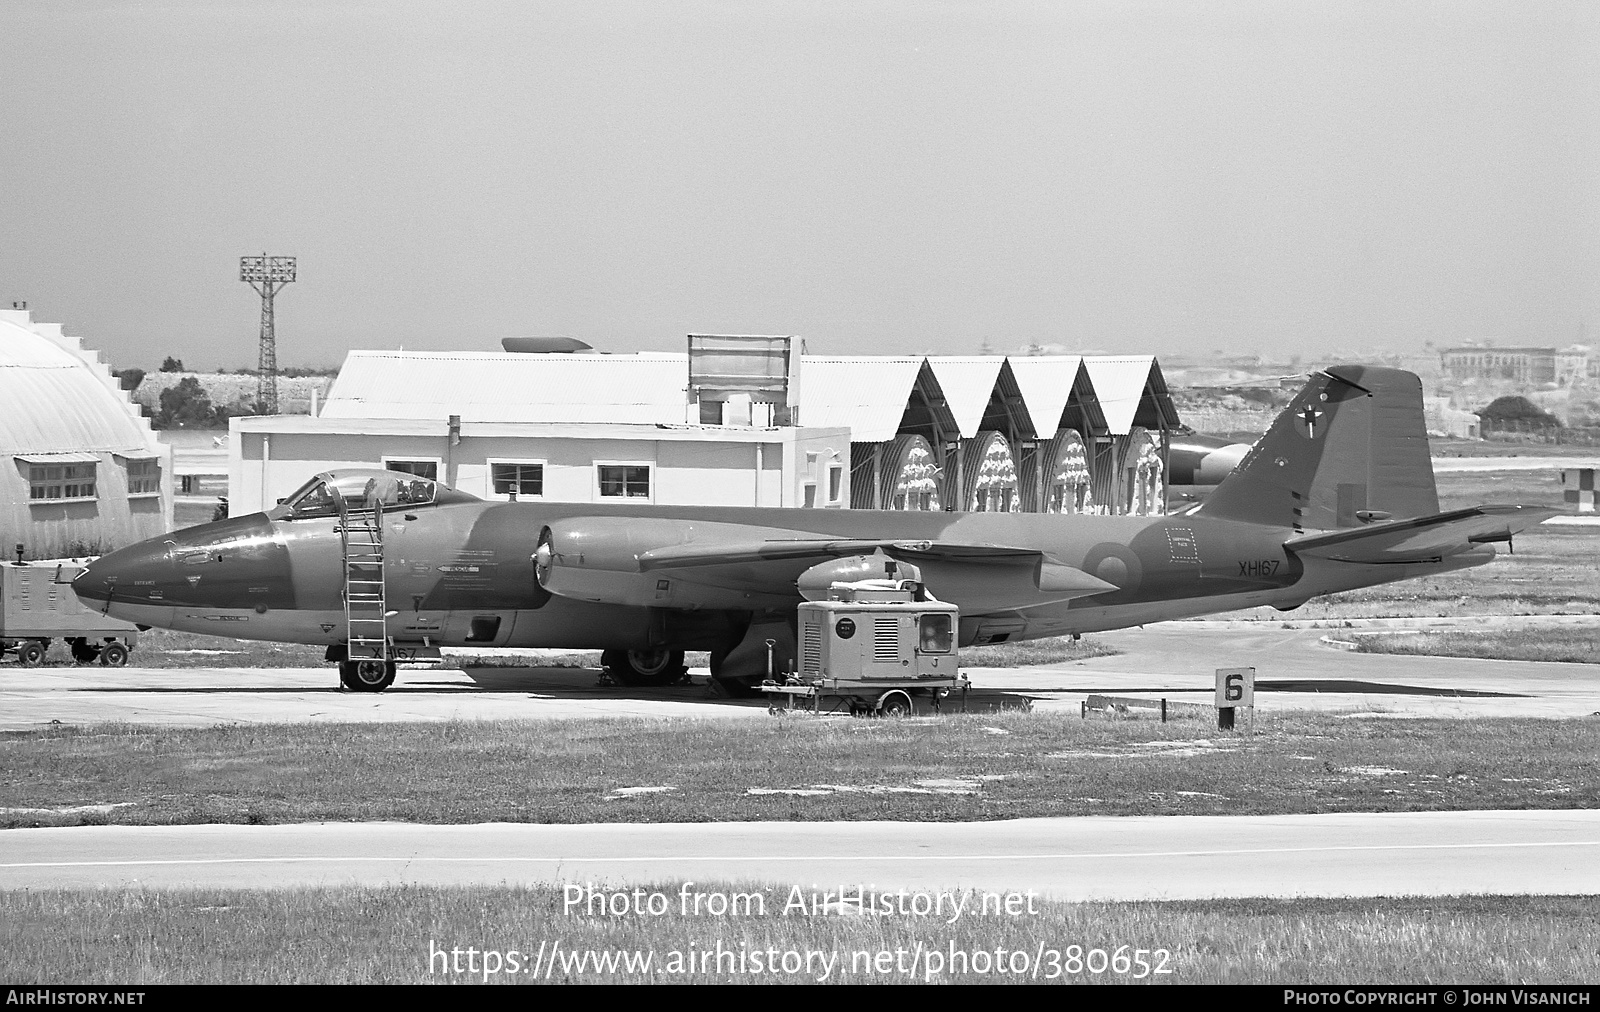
[
  {"x1": 229, "y1": 422, "x2": 852, "y2": 514},
  {"x1": 656, "y1": 441, "x2": 763, "y2": 506}
]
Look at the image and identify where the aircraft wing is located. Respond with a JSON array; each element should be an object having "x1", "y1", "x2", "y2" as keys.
[
  {"x1": 539, "y1": 516, "x2": 1120, "y2": 610},
  {"x1": 635, "y1": 539, "x2": 1040, "y2": 570},
  {"x1": 636, "y1": 538, "x2": 1118, "y2": 602},
  {"x1": 1284, "y1": 505, "x2": 1562, "y2": 563}
]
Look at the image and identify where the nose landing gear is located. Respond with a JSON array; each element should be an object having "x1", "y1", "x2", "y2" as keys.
[{"x1": 340, "y1": 659, "x2": 395, "y2": 692}]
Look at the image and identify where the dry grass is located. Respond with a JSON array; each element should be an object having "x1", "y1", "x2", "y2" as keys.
[
  {"x1": 2, "y1": 712, "x2": 1596, "y2": 829},
  {"x1": 1351, "y1": 628, "x2": 1600, "y2": 665},
  {"x1": 2, "y1": 887, "x2": 1595, "y2": 984},
  {"x1": 961, "y1": 635, "x2": 1117, "y2": 667}
]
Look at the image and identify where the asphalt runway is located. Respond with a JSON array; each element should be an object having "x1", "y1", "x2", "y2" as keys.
[
  {"x1": 3, "y1": 810, "x2": 1597, "y2": 899},
  {"x1": 2, "y1": 616, "x2": 1596, "y2": 729},
  {"x1": 1028, "y1": 617, "x2": 1600, "y2": 719},
  {"x1": 2, "y1": 618, "x2": 1596, "y2": 903}
]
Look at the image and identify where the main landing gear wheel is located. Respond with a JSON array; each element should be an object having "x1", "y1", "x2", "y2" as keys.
[
  {"x1": 601, "y1": 648, "x2": 688, "y2": 687},
  {"x1": 340, "y1": 659, "x2": 396, "y2": 692},
  {"x1": 17, "y1": 641, "x2": 46, "y2": 667},
  {"x1": 100, "y1": 642, "x2": 130, "y2": 667}
]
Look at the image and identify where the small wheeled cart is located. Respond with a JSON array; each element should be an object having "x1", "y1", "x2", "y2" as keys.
[
  {"x1": 762, "y1": 580, "x2": 969, "y2": 716},
  {"x1": 1, "y1": 562, "x2": 139, "y2": 667},
  {"x1": 762, "y1": 674, "x2": 971, "y2": 717}
]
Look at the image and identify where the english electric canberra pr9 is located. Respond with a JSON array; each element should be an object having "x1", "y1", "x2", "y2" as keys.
[{"x1": 73, "y1": 366, "x2": 1554, "y2": 694}]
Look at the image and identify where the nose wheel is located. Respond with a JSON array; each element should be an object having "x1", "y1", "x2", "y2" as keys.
[{"x1": 340, "y1": 659, "x2": 396, "y2": 692}]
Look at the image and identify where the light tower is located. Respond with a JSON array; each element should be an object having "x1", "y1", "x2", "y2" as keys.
[{"x1": 239, "y1": 254, "x2": 296, "y2": 414}]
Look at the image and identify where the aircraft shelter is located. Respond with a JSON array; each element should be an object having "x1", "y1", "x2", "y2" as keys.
[
  {"x1": 0, "y1": 310, "x2": 173, "y2": 560},
  {"x1": 227, "y1": 338, "x2": 1180, "y2": 517}
]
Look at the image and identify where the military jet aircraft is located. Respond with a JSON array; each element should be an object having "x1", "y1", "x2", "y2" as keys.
[{"x1": 73, "y1": 366, "x2": 1556, "y2": 695}]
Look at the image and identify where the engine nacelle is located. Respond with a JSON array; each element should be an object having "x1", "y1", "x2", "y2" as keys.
[
  {"x1": 534, "y1": 516, "x2": 805, "y2": 610},
  {"x1": 795, "y1": 553, "x2": 924, "y2": 601}
]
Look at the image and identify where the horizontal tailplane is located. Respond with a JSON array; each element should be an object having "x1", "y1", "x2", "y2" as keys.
[{"x1": 1285, "y1": 505, "x2": 1560, "y2": 563}]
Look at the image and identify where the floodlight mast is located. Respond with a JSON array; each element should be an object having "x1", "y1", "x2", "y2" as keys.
[{"x1": 239, "y1": 254, "x2": 296, "y2": 414}]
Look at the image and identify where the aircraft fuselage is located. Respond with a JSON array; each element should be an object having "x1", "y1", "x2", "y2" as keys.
[{"x1": 73, "y1": 498, "x2": 1493, "y2": 653}]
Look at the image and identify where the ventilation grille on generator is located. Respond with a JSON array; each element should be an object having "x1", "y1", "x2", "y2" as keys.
[
  {"x1": 873, "y1": 617, "x2": 898, "y2": 662},
  {"x1": 802, "y1": 621, "x2": 823, "y2": 673}
]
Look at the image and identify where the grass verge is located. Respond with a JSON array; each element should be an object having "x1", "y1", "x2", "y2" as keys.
[
  {"x1": 2, "y1": 712, "x2": 1596, "y2": 828},
  {"x1": 960, "y1": 635, "x2": 1117, "y2": 666},
  {"x1": 1350, "y1": 628, "x2": 1600, "y2": 665},
  {"x1": 2, "y1": 886, "x2": 1595, "y2": 984}
]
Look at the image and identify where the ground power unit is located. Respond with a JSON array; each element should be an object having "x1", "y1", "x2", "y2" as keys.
[
  {"x1": 1, "y1": 562, "x2": 139, "y2": 666},
  {"x1": 764, "y1": 580, "x2": 968, "y2": 716}
]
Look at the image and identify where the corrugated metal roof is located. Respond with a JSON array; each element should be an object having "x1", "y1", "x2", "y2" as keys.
[
  {"x1": 236, "y1": 415, "x2": 848, "y2": 443},
  {"x1": 1005, "y1": 356, "x2": 1083, "y2": 435},
  {"x1": 309, "y1": 347, "x2": 1180, "y2": 443},
  {"x1": 1083, "y1": 356, "x2": 1158, "y2": 435},
  {"x1": 924, "y1": 356, "x2": 1006, "y2": 437},
  {"x1": 319, "y1": 350, "x2": 691, "y2": 423},
  {"x1": 795, "y1": 357, "x2": 927, "y2": 442},
  {"x1": 0, "y1": 320, "x2": 152, "y2": 454},
  {"x1": 14, "y1": 451, "x2": 101, "y2": 464}
]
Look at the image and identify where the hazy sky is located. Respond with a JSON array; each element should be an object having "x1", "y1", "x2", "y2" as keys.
[{"x1": 2, "y1": 1, "x2": 1597, "y2": 369}]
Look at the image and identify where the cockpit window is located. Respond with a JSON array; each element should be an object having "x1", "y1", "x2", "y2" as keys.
[
  {"x1": 283, "y1": 477, "x2": 339, "y2": 518},
  {"x1": 281, "y1": 473, "x2": 438, "y2": 518}
]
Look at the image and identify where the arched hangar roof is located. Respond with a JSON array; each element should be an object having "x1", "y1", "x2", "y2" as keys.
[{"x1": 0, "y1": 318, "x2": 153, "y2": 454}]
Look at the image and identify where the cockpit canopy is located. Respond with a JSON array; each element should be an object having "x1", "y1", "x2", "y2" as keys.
[{"x1": 268, "y1": 468, "x2": 480, "y2": 520}]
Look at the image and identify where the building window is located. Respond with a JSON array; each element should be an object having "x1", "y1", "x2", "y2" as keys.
[
  {"x1": 827, "y1": 463, "x2": 843, "y2": 504},
  {"x1": 383, "y1": 459, "x2": 439, "y2": 481},
  {"x1": 597, "y1": 464, "x2": 651, "y2": 499},
  {"x1": 29, "y1": 463, "x2": 97, "y2": 502},
  {"x1": 124, "y1": 458, "x2": 160, "y2": 496},
  {"x1": 490, "y1": 462, "x2": 544, "y2": 500}
]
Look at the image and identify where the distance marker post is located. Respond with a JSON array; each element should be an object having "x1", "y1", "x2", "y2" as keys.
[{"x1": 1215, "y1": 666, "x2": 1255, "y2": 733}]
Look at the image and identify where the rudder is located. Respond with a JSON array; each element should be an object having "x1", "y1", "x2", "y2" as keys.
[{"x1": 1196, "y1": 366, "x2": 1438, "y2": 532}]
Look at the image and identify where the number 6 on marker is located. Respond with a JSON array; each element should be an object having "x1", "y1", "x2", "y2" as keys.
[{"x1": 1215, "y1": 667, "x2": 1254, "y2": 707}]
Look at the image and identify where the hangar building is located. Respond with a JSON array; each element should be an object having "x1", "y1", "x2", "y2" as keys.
[
  {"x1": 228, "y1": 336, "x2": 1178, "y2": 517},
  {"x1": 0, "y1": 310, "x2": 173, "y2": 559}
]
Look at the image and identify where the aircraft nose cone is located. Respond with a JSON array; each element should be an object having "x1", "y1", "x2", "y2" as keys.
[
  {"x1": 73, "y1": 539, "x2": 171, "y2": 605},
  {"x1": 74, "y1": 515, "x2": 296, "y2": 613}
]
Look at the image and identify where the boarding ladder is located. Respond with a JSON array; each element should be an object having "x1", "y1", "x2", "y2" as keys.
[{"x1": 337, "y1": 487, "x2": 388, "y2": 663}]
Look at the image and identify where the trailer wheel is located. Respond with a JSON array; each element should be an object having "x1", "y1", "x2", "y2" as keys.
[
  {"x1": 340, "y1": 659, "x2": 395, "y2": 692},
  {"x1": 70, "y1": 639, "x2": 101, "y2": 664},
  {"x1": 17, "y1": 641, "x2": 46, "y2": 667},
  {"x1": 877, "y1": 690, "x2": 913, "y2": 717},
  {"x1": 100, "y1": 642, "x2": 129, "y2": 667}
]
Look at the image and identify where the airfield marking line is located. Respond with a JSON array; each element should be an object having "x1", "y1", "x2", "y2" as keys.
[{"x1": 6, "y1": 839, "x2": 1600, "y2": 870}]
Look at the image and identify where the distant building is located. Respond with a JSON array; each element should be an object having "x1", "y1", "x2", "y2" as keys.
[
  {"x1": 1423, "y1": 397, "x2": 1480, "y2": 440},
  {"x1": 1475, "y1": 395, "x2": 1563, "y2": 439},
  {"x1": 0, "y1": 310, "x2": 173, "y2": 559},
  {"x1": 229, "y1": 340, "x2": 1180, "y2": 518},
  {"x1": 1442, "y1": 345, "x2": 1589, "y2": 386}
]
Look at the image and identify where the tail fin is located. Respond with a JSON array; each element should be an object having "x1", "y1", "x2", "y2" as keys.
[{"x1": 1197, "y1": 366, "x2": 1439, "y2": 532}]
